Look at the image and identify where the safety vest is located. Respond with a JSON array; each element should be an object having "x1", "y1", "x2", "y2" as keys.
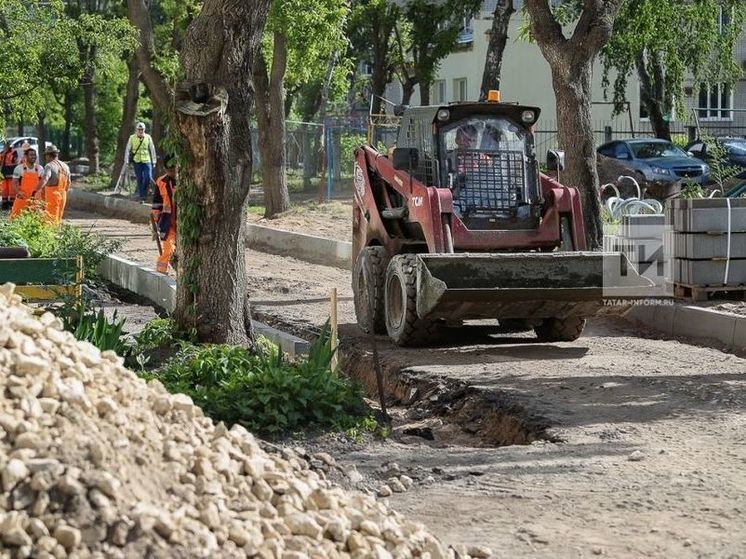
[
  {"x1": 129, "y1": 134, "x2": 153, "y2": 163},
  {"x1": 2, "y1": 149, "x2": 17, "y2": 178}
]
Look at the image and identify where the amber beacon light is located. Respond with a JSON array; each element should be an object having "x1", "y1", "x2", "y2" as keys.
[{"x1": 487, "y1": 89, "x2": 500, "y2": 102}]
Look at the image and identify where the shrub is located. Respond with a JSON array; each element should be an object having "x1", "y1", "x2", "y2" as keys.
[
  {"x1": 144, "y1": 326, "x2": 368, "y2": 435},
  {"x1": 0, "y1": 210, "x2": 121, "y2": 280}
]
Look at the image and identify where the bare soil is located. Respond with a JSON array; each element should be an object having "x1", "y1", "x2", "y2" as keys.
[
  {"x1": 247, "y1": 200, "x2": 352, "y2": 242},
  {"x1": 66, "y1": 210, "x2": 746, "y2": 558}
]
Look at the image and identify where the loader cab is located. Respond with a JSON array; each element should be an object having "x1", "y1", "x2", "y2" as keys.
[{"x1": 396, "y1": 102, "x2": 543, "y2": 230}]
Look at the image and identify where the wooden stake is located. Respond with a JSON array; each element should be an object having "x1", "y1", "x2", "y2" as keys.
[{"x1": 330, "y1": 288, "x2": 338, "y2": 373}]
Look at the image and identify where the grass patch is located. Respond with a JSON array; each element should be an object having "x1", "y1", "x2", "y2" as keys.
[{"x1": 75, "y1": 171, "x2": 113, "y2": 191}]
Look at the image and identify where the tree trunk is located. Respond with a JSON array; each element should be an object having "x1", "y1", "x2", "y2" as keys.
[
  {"x1": 128, "y1": 0, "x2": 171, "y2": 115},
  {"x1": 17, "y1": 121, "x2": 23, "y2": 136},
  {"x1": 174, "y1": 0, "x2": 271, "y2": 345},
  {"x1": 62, "y1": 94, "x2": 73, "y2": 160},
  {"x1": 110, "y1": 58, "x2": 140, "y2": 188},
  {"x1": 370, "y1": 64, "x2": 388, "y2": 114},
  {"x1": 636, "y1": 54, "x2": 671, "y2": 140},
  {"x1": 480, "y1": 0, "x2": 514, "y2": 99},
  {"x1": 82, "y1": 64, "x2": 99, "y2": 174},
  {"x1": 37, "y1": 113, "x2": 47, "y2": 155},
  {"x1": 253, "y1": 33, "x2": 290, "y2": 219},
  {"x1": 525, "y1": 0, "x2": 623, "y2": 250},
  {"x1": 151, "y1": 104, "x2": 165, "y2": 174},
  {"x1": 552, "y1": 64, "x2": 603, "y2": 248},
  {"x1": 401, "y1": 77, "x2": 416, "y2": 105},
  {"x1": 418, "y1": 79, "x2": 431, "y2": 106}
]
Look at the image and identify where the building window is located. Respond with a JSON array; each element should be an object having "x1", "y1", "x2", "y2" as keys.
[
  {"x1": 453, "y1": 78, "x2": 467, "y2": 102},
  {"x1": 359, "y1": 61, "x2": 373, "y2": 77},
  {"x1": 698, "y1": 83, "x2": 733, "y2": 120},
  {"x1": 718, "y1": 6, "x2": 732, "y2": 33},
  {"x1": 431, "y1": 80, "x2": 446, "y2": 104}
]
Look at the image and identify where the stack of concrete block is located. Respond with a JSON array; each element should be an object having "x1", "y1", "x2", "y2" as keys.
[{"x1": 665, "y1": 198, "x2": 746, "y2": 287}]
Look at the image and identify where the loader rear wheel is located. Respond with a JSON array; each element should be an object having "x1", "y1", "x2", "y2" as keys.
[
  {"x1": 534, "y1": 316, "x2": 586, "y2": 342},
  {"x1": 384, "y1": 254, "x2": 439, "y2": 346},
  {"x1": 353, "y1": 246, "x2": 389, "y2": 334}
]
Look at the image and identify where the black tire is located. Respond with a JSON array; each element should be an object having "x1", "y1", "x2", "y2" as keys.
[
  {"x1": 534, "y1": 316, "x2": 586, "y2": 342},
  {"x1": 384, "y1": 254, "x2": 439, "y2": 346},
  {"x1": 352, "y1": 246, "x2": 389, "y2": 334}
]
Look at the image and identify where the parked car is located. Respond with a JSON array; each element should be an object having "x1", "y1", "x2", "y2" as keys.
[
  {"x1": 597, "y1": 138, "x2": 710, "y2": 184},
  {"x1": 684, "y1": 137, "x2": 746, "y2": 179},
  {"x1": 3, "y1": 136, "x2": 54, "y2": 160}
]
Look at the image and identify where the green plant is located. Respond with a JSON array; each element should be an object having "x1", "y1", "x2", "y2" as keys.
[
  {"x1": 143, "y1": 325, "x2": 368, "y2": 435},
  {"x1": 680, "y1": 182, "x2": 707, "y2": 199},
  {"x1": 58, "y1": 302, "x2": 131, "y2": 355},
  {"x1": 133, "y1": 317, "x2": 197, "y2": 351}
]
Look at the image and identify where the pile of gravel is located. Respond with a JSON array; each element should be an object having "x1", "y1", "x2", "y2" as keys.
[{"x1": 0, "y1": 284, "x2": 491, "y2": 558}]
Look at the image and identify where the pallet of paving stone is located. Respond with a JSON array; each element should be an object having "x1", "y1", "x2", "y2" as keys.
[
  {"x1": 666, "y1": 198, "x2": 746, "y2": 233},
  {"x1": 673, "y1": 258, "x2": 746, "y2": 287},
  {"x1": 673, "y1": 232, "x2": 746, "y2": 260}
]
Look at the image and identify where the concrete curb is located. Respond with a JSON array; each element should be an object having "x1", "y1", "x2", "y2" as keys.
[
  {"x1": 68, "y1": 190, "x2": 352, "y2": 270},
  {"x1": 99, "y1": 254, "x2": 310, "y2": 357},
  {"x1": 625, "y1": 303, "x2": 746, "y2": 351}
]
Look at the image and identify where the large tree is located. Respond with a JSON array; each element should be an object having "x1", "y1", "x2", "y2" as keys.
[
  {"x1": 348, "y1": 0, "x2": 399, "y2": 114},
  {"x1": 172, "y1": 0, "x2": 271, "y2": 345},
  {"x1": 480, "y1": 0, "x2": 515, "y2": 99},
  {"x1": 253, "y1": 0, "x2": 348, "y2": 218},
  {"x1": 400, "y1": 0, "x2": 481, "y2": 106},
  {"x1": 601, "y1": 0, "x2": 746, "y2": 140},
  {"x1": 524, "y1": 0, "x2": 623, "y2": 249}
]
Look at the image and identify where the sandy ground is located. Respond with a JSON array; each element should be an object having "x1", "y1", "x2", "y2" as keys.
[
  {"x1": 66, "y1": 210, "x2": 746, "y2": 558},
  {"x1": 247, "y1": 199, "x2": 352, "y2": 242}
]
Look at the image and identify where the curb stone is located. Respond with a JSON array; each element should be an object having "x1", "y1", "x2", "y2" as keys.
[
  {"x1": 625, "y1": 303, "x2": 746, "y2": 351},
  {"x1": 99, "y1": 255, "x2": 310, "y2": 357},
  {"x1": 68, "y1": 190, "x2": 352, "y2": 269}
]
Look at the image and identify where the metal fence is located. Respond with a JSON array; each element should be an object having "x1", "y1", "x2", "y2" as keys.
[{"x1": 250, "y1": 115, "x2": 746, "y2": 202}]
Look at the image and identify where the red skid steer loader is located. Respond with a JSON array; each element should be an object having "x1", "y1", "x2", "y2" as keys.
[{"x1": 352, "y1": 97, "x2": 651, "y2": 346}]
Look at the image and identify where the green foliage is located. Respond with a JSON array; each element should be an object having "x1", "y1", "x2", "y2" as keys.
[
  {"x1": 57, "y1": 302, "x2": 131, "y2": 355},
  {"x1": 0, "y1": 210, "x2": 121, "y2": 280},
  {"x1": 601, "y1": 0, "x2": 746, "y2": 127},
  {"x1": 340, "y1": 133, "x2": 366, "y2": 174},
  {"x1": 701, "y1": 134, "x2": 743, "y2": 191},
  {"x1": 134, "y1": 317, "x2": 197, "y2": 350},
  {"x1": 144, "y1": 326, "x2": 368, "y2": 435}
]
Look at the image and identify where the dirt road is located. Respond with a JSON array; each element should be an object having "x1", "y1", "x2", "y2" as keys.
[{"x1": 68, "y1": 210, "x2": 746, "y2": 558}]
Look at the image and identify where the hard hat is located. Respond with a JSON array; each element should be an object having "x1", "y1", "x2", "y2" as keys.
[
  {"x1": 44, "y1": 144, "x2": 59, "y2": 155},
  {"x1": 136, "y1": 122, "x2": 146, "y2": 130}
]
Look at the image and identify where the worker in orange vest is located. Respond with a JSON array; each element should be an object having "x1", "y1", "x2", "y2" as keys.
[
  {"x1": 37, "y1": 145, "x2": 71, "y2": 224},
  {"x1": 1, "y1": 142, "x2": 18, "y2": 210},
  {"x1": 151, "y1": 157, "x2": 178, "y2": 274},
  {"x1": 10, "y1": 147, "x2": 44, "y2": 219}
]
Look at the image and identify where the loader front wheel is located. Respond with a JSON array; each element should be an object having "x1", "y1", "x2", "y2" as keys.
[
  {"x1": 534, "y1": 316, "x2": 586, "y2": 342},
  {"x1": 353, "y1": 246, "x2": 389, "y2": 334},
  {"x1": 384, "y1": 254, "x2": 438, "y2": 346}
]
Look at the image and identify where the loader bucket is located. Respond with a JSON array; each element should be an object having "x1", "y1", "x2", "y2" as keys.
[{"x1": 415, "y1": 252, "x2": 656, "y2": 321}]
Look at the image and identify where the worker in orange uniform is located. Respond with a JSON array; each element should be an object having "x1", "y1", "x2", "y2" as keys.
[
  {"x1": 151, "y1": 157, "x2": 178, "y2": 274},
  {"x1": 10, "y1": 147, "x2": 45, "y2": 219},
  {"x1": 37, "y1": 145, "x2": 71, "y2": 224},
  {"x1": 1, "y1": 142, "x2": 18, "y2": 210}
]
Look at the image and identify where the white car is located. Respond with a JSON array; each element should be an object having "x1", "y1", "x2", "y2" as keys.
[{"x1": 3, "y1": 136, "x2": 54, "y2": 160}]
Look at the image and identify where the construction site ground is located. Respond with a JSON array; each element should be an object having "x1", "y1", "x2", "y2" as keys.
[{"x1": 66, "y1": 208, "x2": 746, "y2": 559}]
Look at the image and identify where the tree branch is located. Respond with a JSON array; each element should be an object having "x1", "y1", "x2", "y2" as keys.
[{"x1": 524, "y1": 0, "x2": 566, "y2": 61}]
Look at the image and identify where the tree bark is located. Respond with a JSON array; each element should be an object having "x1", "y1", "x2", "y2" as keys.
[
  {"x1": 110, "y1": 58, "x2": 140, "y2": 188},
  {"x1": 418, "y1": 78, "x2": 431, "y2": 106},
  {"x1": 525, "y1": 0, "x2": 623, "y2": 250},
  {"x1": 37, "y1": 113, "x2": 47, "y2": 155},
  {"x1": 636, "y1": 53, "x2": 671, "y2": 140},
  {"x1": 480, "y1": 0, "x2": 514, "y2": 99},
  {"x1": 253, "y1": 33, "x2": 290, "y2": 219},
  {"x1": 62, "y1": 94, "x2": 73, "y2": 160},
  {"x1": 128, "y1": 0, "x2": 171, "y2": 115},
  {"x1": 82, "y1": 58, "x2": 99, "y2": 174},
  {"x1": 174, "y1": 0, "x2": 270, "y2": 345},
  {"x1": 401, "y1": 77, "x2": 416, "y2": 105},
  {"x1": 151, "y1": 104, "x2": 165, "y2": 174}
]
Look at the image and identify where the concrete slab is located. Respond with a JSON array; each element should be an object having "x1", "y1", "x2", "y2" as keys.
[
  {"x1": 68, "y1": 190, "x2": 151, "y2": 223},
  {"x1": 246, "y1": 224, "x2": 351, "y2": 270},
  {"x1": 733, "y1": 316, "x2": 746, "y2": 350}
]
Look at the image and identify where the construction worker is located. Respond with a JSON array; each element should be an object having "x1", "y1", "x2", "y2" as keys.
[
  {"x1": 1, "y1": 142, "x2": 18, "y2": 210},
  {"x1": 37, "y1": 145, "x2": 71, "y2": 224},
  {"x1": 124, "y1": 122, "x2": 157, "y2": 202},
  {"x1": 10, "y1": 147, "x2": 44, "y2": 219},
  {"x1": 151, "y1": 157, "x2": 177, "y2": 274}
]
